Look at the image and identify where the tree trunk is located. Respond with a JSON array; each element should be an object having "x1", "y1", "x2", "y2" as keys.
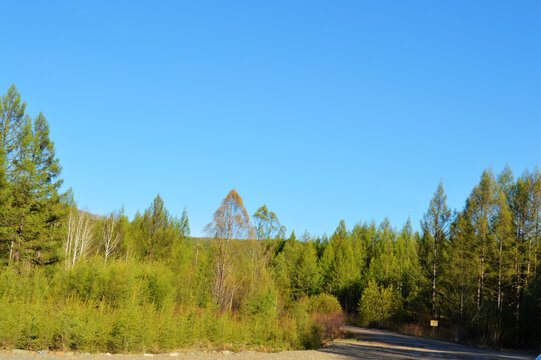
[
  {"x1": 432, "y1": 236, "x2": 437, "y2": 318},
  {"x1": 498, "y1": 241, "x2": 502, "y2": 311}
]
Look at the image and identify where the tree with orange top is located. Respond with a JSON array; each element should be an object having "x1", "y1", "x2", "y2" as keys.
[{"x1": 205, "y1": 189, "x2": 253, "y2": 311}]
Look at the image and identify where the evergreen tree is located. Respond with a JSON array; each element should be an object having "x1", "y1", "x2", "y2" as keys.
[
  {"x1": 442, "y1": 210, "x2": 477, "y2": 341},
  {"x1": 395, "y1": 219, "x2": 423, "y2": 304},
  {"x1": 491, "y1": 190, "x2": 515, "y2": 343},
  {"x1": 0, "y1": 84, "x2": 27, "y2": 178},
  {"x1": 497, "y1": 165, "x2": 515, "y2": 204},
  {"x1": 421, "y1": 181, "x2": 451, "y2": 319},
  {"x1": 282, "y1": 235, "x2": 321, "y2": 299},
  {"x1": 467, "y1": 170, "x2": 496, "y2": 310},
  {"x1": 320, "y1": 220, "x2": 361, "y2": 311},
  {"x1": 0, "y1": 148, "x2": 13, "y2": 261},
  {"x1": 492, "y1": 191, "x2": 514, "y2": 313},
  {"x1": 132, "y1": 194, "x2": 178, "y2": 261},
  {"x1": 509, "y1": 169, "x2": 538, "y2": 329},
  {"x1": 10, "y1": 112, "x2": 64, "y2": 265},
  {"x1": 368, "y1": 218, "x2": 399, "y2": 288},
  {"x1": 350, "y1": 222, "x2": 368, "y2": 273}
]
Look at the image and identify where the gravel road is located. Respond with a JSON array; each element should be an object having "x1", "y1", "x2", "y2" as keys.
[{"x1": 0, "y1": 326, "x2": 535, "y2": 360}]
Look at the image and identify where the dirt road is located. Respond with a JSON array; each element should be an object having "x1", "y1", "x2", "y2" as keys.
[
  {"x1": 325, "y1": 326, "x2": 534, "y2": 359},
  {"x1": 0, "y1": 326, "x2": 534, "y2": 360}
]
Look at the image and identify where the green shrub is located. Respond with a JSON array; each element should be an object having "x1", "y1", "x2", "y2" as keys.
[
  {"x1": 0, "y1": 259, "x2": 333, "y2": 352},
  {"x1": 308, "y1": 293, "x2": 342, "y2": 314},
  {"x1": 242, "y1": 287, "x2": 277, "y2": 318},
  {"x1": 358, "y1": 280, "x2": 402, "y2": 327}
]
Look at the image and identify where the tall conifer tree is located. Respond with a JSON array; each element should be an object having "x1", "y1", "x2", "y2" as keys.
[{"x1": 421, "y1": 181, "x2": 451, "y2": 319}]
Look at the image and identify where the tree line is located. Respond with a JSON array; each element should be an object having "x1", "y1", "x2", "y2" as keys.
[{"x1": 0, "y1": 85, "x2": 539, "y2": 351}]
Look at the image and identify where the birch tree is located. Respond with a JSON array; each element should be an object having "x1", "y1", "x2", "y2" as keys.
[
  {"x1": 65, "y1": 208, "x2": 94, "y2": 269},
  {"x1": 101, "y1": 212, "x2": 122, "y2": 264},
  {"x1": 205, "y1": 189, "x2": 253, "y2": 312}
]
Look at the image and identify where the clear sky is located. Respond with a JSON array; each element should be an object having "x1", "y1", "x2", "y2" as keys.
[{"x1": 1, "y1": 1, "x2": 540, "y2": 237}]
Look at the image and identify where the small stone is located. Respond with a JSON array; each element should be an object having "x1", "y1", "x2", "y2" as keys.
[
  {"x1": 222, "y1": 350, "x2": 232, "y2": 354},
  {"x1": 169, "y1": 353, "x2": 179, "y2": 357},
  {"x1": 38, "y1": 350, "x2": 48, "y2": 355},
  {"x1": 105, "y1": 352, "x2": 112, "y2": 356}
]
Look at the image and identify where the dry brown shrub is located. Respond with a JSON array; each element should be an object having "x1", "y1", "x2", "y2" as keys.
[{"x1": 312, "y1": 311, "x2": 345, "y2": 345}]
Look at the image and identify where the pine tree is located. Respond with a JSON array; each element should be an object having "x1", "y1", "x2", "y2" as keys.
[
  {"x1": 283, "y1": 236, "x2": 321, "y2": 299},
  {"x1": 0, "y1": 85, "x2": 28, "y2": 262},
  {"x1": 368, "y1": 218, "x2": 399, "y2": 288},
  {"x1": 467, "y1": 170, "x2": 496, "y2": 310},
  {"x1": 0, "y1": 148, "x2": 13, "y2": 261},
  {"x1": 10, "y1": 112, "x2": 64, "y2": 265},
  {"x1": 350, "y1": 222, "x2": 368, "y2": 273},
  {"x1": 395, "y1": 219, "x2": 422, "y2": 303},
  {"x1": 0, "y1": 84, "x2": 28, "y2": 179},
  {"x1": 509, "y1": 170, "x2": 538, "y2": 327},
  {"x1": 132, "y1": 194, "x2": 178, "y2": 260},
  {"x1": 490, "y1": 190, "x2": 515, "y2": 343},
  {"x1": 442, "y1": 210, "x2": 477, "y2": 341},
  {"x1": 492, "y1": 191, "x2": 514, "y2": 313},
  {"x1": 421, "y1": 181, "x2": 451, "y2": 319},
  {"x1": 320, "y1": 220, "x2": 361, "y2": 311},
  {"x1": 497, "y1": 165, "x2": 515, "y2": 204}
]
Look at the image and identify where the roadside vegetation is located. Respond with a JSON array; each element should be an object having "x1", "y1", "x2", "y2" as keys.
[{"x1": 0, "y1": 85, "x2": 539, "y2": 352}]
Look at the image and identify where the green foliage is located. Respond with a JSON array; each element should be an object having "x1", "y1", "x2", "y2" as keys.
[
  {"x1": 358, "y1": 280, "x2": 402, "y2": 327},
  {"x1": 131, "y1": 194, "x2": 183, "y2": 261},
  {"x1": 0, "y1": 86, "x2": 540, "y2": 349},
  {"x1": 242, "y1": 287, "x2": 277, "y2": 318},
  {"x1": 0, "y1": 261, "x2": 329, "y2": 352},
  {"x1": 308, "y1": 293, "x2": 342, "y2": 314},
  {"x1": 282, "y1": 236, "x2": 321, "y2": 300},
  {"x1": 0, "y1": 148, "x2": 13, "y2": 262},
  {"x1": 0, "y1": 86, "x2": 64, "y2": 266},
  {"x1": 320, "y1": 220, "x2": 364, "y2": 312},
  {"x1": 253, "y1": 205, "x2": 285, "y2": 240}
]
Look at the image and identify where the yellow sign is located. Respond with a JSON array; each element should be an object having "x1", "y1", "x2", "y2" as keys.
[{"x1": 430, "y1": 320, "x2": 438, "y2": 327}]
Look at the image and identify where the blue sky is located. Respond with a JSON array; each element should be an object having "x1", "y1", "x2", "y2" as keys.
[{"x1": 1, "y1": 1, "x2": 540, "y2": 237}]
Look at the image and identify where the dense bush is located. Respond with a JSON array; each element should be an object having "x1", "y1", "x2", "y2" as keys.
[
  {"x1": 307, "y1": 294, "x2": 344, "y2": 344},
  {"x1": 358, "y1": 280, "x2": 402, "y2": 327},
  {"x1": 308, "y1": 293, "x2": 342, "y2": 314},
  {"x1": 0, "y1": 261, "x2": 330, "y2": 352}
]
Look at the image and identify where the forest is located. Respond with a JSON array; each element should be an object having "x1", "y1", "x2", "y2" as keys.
[{"x1": 0, "y1": 85, "x2": 539, "y2": 352}]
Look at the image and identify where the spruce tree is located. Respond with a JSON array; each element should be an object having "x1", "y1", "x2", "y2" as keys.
[{"x1": 10, "y1": 112, "x2": 64, "y2": 265}]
